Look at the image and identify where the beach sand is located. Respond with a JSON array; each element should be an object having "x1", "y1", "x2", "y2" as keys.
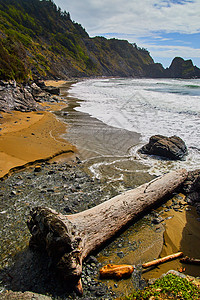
[{"x1": 0, "y1": 86, "x2": 76, "y2": 178}]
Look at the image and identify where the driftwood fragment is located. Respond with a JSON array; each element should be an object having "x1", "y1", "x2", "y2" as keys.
[
  {"x1": 180, "y1": 256, "x2": 200, "y2": 265},
  {"x1": 27, "y1": 169, "x2": 187, "y2": 294},
  {"x1": 99, "y1": 264, "x2": 134, "y2": 279},
  {"x1": 142, "y1": 252, "x2": 183, "y2": 269}
]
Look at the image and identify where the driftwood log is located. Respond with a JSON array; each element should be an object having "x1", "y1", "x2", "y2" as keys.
[{"x1": 27, "y1": 169, "x2": 187, "y2": 294}]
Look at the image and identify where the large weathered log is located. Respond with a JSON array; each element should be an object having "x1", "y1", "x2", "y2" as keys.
[{"x1": 27, "y1": 169, "x2": 187, "y2": 294}]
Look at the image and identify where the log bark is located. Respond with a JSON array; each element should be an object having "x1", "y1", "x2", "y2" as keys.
[
  {"x1": 27, "y1": 169, "x2": 187, "y2": 293},
  {"x1": 142, "y1": 252, "x2": 183, "y2": 269}
]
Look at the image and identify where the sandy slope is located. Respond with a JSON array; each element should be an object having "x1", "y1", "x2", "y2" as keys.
[{"x1": 0, "y1": 94, "x2": 76, "y2": 178}]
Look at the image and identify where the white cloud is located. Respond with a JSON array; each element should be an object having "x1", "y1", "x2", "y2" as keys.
[
  {"x1": 146, "y1": 44, "x2": 200, "y2": 58},
  {"x1": 54, "y1": 0, "x2": 200, "y2": 36}
]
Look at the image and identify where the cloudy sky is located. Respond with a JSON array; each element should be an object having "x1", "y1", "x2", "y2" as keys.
[{"x1": 53, "y1": 0, "x2": 200, "y2": 68}]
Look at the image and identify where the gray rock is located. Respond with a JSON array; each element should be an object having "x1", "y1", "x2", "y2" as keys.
[
  {"x1": 43, "y1": 86, "x2": 60, "y2": 95},
  {"x1": 0, "y1": 290, "x2": 52, "y2": 299},
  {"x1": 139, "y1": 135, "x2": 188, "y2": 160},
  {"x1": 0, "y1": 84, "x2": 41, "y2": 112},
  {"x1": 86, "y1": 255, "x2": 98, "y2": 265},
  {"x1": 117, "y1": 251, "x2": 125, "y2": 258},
  {"x1": 34, "y1": 166, "x2": 42, "y2": 172},
  {"x1": 152, "y1": 218, "x2": 161, "y2": 224}
]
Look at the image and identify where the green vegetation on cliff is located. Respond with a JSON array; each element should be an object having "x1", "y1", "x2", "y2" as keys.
[{"x1": 0, "y1": 0, "x2": 156, "y2": 81}]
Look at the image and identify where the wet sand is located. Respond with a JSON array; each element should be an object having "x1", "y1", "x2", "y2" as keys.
[
  {"x1": 143, "y1": 195, "x2": 200, "y2": 280},
  {"x1": 0, "y1": 86, "x2": 76, "y2": 178}
]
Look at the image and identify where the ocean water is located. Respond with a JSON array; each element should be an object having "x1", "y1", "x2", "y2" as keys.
[{"x1": 68, "y1": 78, "x2": 200, "y2": 175}]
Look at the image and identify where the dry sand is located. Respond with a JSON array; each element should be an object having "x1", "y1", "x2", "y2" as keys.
[{"x1": 0, "y1": 87, "x2": 76, "y2": 178}]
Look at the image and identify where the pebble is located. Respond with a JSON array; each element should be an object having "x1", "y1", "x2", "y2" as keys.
[
  {"x1": 34, "y1": 166, "x2": 42, "y2": 172},
  {"x1": 117, "y1": 251, "x2": 125, "y2": 258},
  {"x1": 10, "y1": 190, "x2": 17, "y2": 196},
  {"x1": 152, "y1": 218, "x2": 163, "y2": 224},
  {"x1": 87, "y1": 256, "x2": 98, "y2": 264}
]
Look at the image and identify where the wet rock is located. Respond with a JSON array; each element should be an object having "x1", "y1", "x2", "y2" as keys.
[
  {"x1": 139, "y1": 135, "x2": 188, "y2": 160},
  {"x1": 195, "y1": 203, "x2": 200, "y2": 214},
  {"x1": 86, "y1": 256, "x2": 98, "y2": 265},
  {"x1": 89, "y1": 285, "x2": 96, "y2": 292},
  {"x1": 43, "y1": 86, "x2": 60, "y2": 95},
  {"x1": 34, "y1": 166, "x2": 42, "y2": 172},
  {"x1": 152, "y1": 218, "x2": 161, "y2": 224},
  {"x1": 117, "y1": 251, "x2": 125, "y2": 258},
  {"x1": 31, "y1": 83, "x2": 43, "y2": 96},
  {"x1": 183, "y1": 170, "x2": 200, "y2": 193},
  {"x1": 48, "y1": 170, "x2": 55, "y2": 175},
  {"x1": 95, "y1": 288, "x2": 105, "y2": 297},
  {"x1": 182, "y1": 169, "x2": 200, "y2": 215},
  {"x1": 0, "y1": 290, "x2": 52, "y2": 299},
  {"x1": 10, "y1": 190, "x2": 17, "y2": 196},
  {"x1": 61, "y1": 111, "x2": 68, "y2": 116},
  {"x1": 34, "y1": 81, "x2": 46, "y2": 89},
  {"x1": 64, "y1": 206, "x2": 72, "y2": 213}
]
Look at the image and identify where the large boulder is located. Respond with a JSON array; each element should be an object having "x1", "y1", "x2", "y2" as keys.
[{"x1": 139, "y1": 135, "x2": 188, "y2": 160}]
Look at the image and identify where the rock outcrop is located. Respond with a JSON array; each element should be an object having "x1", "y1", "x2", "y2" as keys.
[
  {"x1": 0, "y1": 81, "x2": 60, "y2": 113},
  {"x1": 139, "y1": 135, "x2": 188, "y2": 160},
  {"x1": 165, "y1": 57, "x2": 200, "y2": 79}
]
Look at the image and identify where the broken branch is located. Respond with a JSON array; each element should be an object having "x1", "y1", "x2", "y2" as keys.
[
  {"x1": 180, "y1": 256, "x2": 200, "y2": 265},
  {"x1": 142, "y1": 252, "x2": 183, "y2": 269}
]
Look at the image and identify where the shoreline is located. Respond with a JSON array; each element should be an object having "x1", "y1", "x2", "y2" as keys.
[
  {"x1": 0, "y1": 81, "x2": 76, "y2": 178},
  {"x1": 61, "y1": 80, "x2": 200, "y2": 281}
]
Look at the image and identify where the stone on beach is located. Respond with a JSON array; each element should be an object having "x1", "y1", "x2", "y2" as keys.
[{"x1": 139, "y1": 135, "x2": 188, "y2": 160}]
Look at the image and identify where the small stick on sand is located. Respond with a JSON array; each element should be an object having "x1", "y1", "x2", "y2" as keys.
[{"x1": 142, "y1": 252, "x2": 183, "y2": 269}]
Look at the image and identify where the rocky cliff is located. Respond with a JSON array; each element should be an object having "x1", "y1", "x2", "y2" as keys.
[
  {"x1": 0, "y1": 0, "x2": 155, "y2": 81},
  {"x1": 165, "y1": 57, "x2": 200, "y2": 79}
]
